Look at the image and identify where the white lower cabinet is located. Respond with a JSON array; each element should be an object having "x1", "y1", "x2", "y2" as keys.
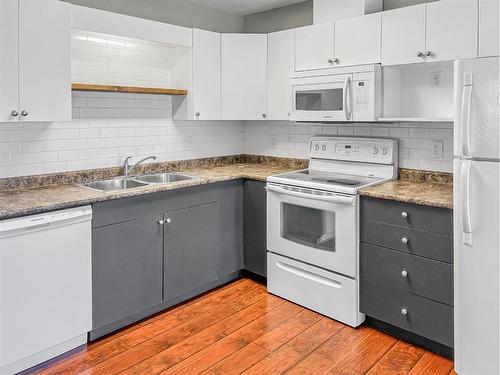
[
  {"x1": 267, "y1": 30, "x2": 293, "y2": 120},
  {"x1": 0, "y1": 0, "x2": 71, "y2": 123},
  {"x1": 221, "y1": 34, "x2": 268, "y2": 120}
]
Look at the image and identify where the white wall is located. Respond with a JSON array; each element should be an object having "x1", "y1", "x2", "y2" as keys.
[{"x1": 244, "y1": 120, "x2": 453, "y2": 172}]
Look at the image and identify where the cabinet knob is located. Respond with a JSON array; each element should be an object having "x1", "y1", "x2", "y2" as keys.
[
  {"x1": 166, "y1": 218, "x2": 172, "y2": 224},
  {"x1": 425, "y1": 50, "x2": 432, "y2": 57},
  {"x1": 333, "y1": 58, "x2": 340, "y2": 63},
  {"x1": 195, "y1": 112, "x2": 200, "y2": 117},
  {"x1": 158, "y1": 219, "x2": 165, "y2": 225},
  {"x1": 262, "y1": 113, "x2": 267, "y2": 119},
  {"x1": 401, "y1": 270, "x2": 408, "y2": 278},
  {"x1": 401, "y1": 308, "x2": 408, "y2": 316},
  {"x1": 328, "y1": 58, "x2": 334, "y2": 64},
  {"x1": 21, "y1": 110, "x2": 28, "y2": 117},
  {"x1": 401, "y1": 211, "x2": 408, "y2": 218},
  {"x1": 417, "y1": 51, "x2": 424, "y2": 58},
  {"x1": 401, "y1": 237, "x2": 408, "y2": 245},
  {"x1": 11, "y1": 110, "x2": 19, "y2": 117}
]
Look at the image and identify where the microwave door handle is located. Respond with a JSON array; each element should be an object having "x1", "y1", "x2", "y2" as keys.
[
  {"x1": 343, "y1": 75, "x2": 351, "y2": 121},
  {"x1": 266, "y1": 184, "x2": 354, "y2": 205},
  {"x1": 461, "y1": 160, "x2": 472, "y2": 245},
  {"x1": 461, "y1": 74, "x2": 472, "y2": 157}
]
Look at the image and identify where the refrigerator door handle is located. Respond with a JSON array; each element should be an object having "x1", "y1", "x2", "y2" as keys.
[
  {"x1": 461, "y1": 160, "x2": 472, "y2": 245},
  {"x1": 461, "y1": 73, "x2": 473, "y2": 157}
]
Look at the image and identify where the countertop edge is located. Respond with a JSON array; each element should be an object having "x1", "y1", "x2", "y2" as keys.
[{"x1": 358, "y1": 190, "x2": 453, "y2": 209}]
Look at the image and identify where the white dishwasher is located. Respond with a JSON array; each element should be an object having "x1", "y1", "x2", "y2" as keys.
[{"x1": 0, "y1": 206, "x2": 92, "y2": 375}]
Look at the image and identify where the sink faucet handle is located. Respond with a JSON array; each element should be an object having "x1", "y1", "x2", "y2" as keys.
[{"x1": 123, "y1": 156, "x2": 133, "y2": 175}]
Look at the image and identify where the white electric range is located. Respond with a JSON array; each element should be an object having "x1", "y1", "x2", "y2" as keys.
[{"x1": 266, "y1": 136, "x2": 398, "y2": 327}]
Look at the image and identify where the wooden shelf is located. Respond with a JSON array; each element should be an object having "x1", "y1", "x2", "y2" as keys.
[
  {"x1": 71, "y1": 83, "x2": 187, "y2": 96},
  {"x1": 379, "y1": 117, "x2": 454, "y2": 123}
]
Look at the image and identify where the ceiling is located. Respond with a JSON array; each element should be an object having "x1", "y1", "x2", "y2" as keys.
[{"x1": 188, "y1": 0, "x2": 306, "y2": 16}]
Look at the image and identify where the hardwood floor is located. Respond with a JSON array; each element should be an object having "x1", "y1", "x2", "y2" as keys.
[{"x1": 28, "y1": 279, "x2": 456, "y2": 375}]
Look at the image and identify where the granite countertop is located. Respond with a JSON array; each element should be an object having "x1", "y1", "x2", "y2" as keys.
[
  {"x1": 359, "y1": 179, "x2": 453, "y2": 209},
  {"x1": 0, "y1": 162, "x2": 299, "y2": 220}
]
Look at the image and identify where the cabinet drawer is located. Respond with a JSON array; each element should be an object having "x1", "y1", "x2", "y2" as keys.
[
  {"x1": 361, "y1": 197, "x2": 452, "y2": 235},
  {"x1": 361, "y1": 281, "x2": 453, "y2": 347},
  {"x1": 361, "y1": 243, "x2": 453, "y2": 305},
  {"x1": 362, "y1": 220, "x2": 453, "y2": 263}
]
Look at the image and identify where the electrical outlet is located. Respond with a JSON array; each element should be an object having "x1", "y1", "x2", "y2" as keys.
[
  {"x1": 182, "y1": 136, "x2": 192, "y2": 149},
  {"x1": 432, "y1": 139, "x2": 444, "y2": 159},
  {"x1": 431, "y1": 71, "x2": 442, "y2": 86}
]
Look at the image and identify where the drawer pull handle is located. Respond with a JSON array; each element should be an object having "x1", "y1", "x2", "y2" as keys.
[
  {"x1": 401, "y1": 308, "x2": 408, "y2": 316},
  {"x1": 401, "y1": 211, "x2": 408, "y2": 218},
  {"x1": 401, "y1": 237, "x2": 408, "y2": 245},
  {"x1": 401, "y1": 270, "x2": 408, "y2": 278}
]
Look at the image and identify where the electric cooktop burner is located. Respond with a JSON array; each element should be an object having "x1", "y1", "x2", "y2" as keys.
[{"x1": 326, "y1": 178, "x2": 361, "y2": 186}]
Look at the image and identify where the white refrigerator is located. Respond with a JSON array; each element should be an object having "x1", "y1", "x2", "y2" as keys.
[{"x1": 454, "y1": 56, "x2": 500, "y2": 375}]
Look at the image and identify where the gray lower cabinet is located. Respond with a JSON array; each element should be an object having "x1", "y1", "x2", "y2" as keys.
[
  {"x1": 92, "y1": 214, "x2": 163, "y2": 335},
  {"x1": 243, "y1": 180, "x2": 267, "y2": 277},
  {"x1": 163, "y1": 202, "x2": 220, "y2": 300},
  {"x1": 360, "y1": 196, "x2": 454, "y2": 354},
  {"x1": 90, "y1": 180, "x2": 243, "y2": 340}
]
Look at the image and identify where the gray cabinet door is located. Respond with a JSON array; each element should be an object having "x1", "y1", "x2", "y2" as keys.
[
  {"x1": 163, "y1": 202, "x2": 220, "y2": 301},
  {"x1": 92, "y1": 214, "x2": 163, "y2": 330},
  {"x1": 244, "y1": 180, "x2": 267, "y2": 277}
]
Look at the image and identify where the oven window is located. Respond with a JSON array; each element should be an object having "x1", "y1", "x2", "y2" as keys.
[
  {"x1": 295, "y1": 88, "x2": 343, "y2": 111},
  {"x1": 281, "y1": 202, "x2": 336, "y2": 251}
]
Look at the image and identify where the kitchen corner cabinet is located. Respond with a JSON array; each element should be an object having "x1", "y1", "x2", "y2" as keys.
[
  {"x1": 479, "y1": 0, "x2": 500, "y2": 57},
  {"x1": 244, "y1": 180, "x2": 267, "y2": 278},
  {"x1": 294, "y1": 23, "x2": 335, "y2": 72},
  {"x1": 90, "y1": 181, "x2": 243, "y2": 340},
  {"x1": 0, "y1": 0, "x2": 71, "y2": 123},
  {"x1": 267, "y1": 30, "x2": 293, "y2": 120},
  {"x1": 382, "y1": 1, "x2": 478, "y2": 66},
  {"x1": 222, "y1": 34, "x2": 268, "y2": 120},
  {"x1": 334, "y1": 13, "x2": 381, "y2": 67}
]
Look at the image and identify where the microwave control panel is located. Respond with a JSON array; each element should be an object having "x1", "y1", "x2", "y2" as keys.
[{"x1": 309, "y1": 136, "x2": 397, "y2": 165}]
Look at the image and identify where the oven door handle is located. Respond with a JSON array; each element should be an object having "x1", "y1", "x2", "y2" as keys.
[{"x1": 266, "y1": 184, "x2": 355, "y2": 205}]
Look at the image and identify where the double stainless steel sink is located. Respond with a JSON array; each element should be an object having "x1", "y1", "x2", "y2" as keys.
[{"x1": 79, "y1": 173, "x2": 196, "y2": 192}]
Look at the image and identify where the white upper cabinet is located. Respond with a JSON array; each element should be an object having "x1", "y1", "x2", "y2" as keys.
[
  {"x1": 0, "y1": 0, "x2": 71, "y2": 123},
  {"x1": 0, "y1": 0, "x2": 19, "y2": 123},
  {"x1": 294, "y1": 23, "x2": 335, "y2": 72},
  {"x1": 192, "y1": 29, "x2": 221, "y2": 120},
  {"x1": 268, "y1": 30, "x2": 293, "y2": 120},
  {"x1": 19, "y1": 0, "x2": 71, "y2": 122},
  {"x1": 222, "y1": 34, "x2": 268, "y2": 120},
  {"x1": 426, "y1": 0, "x2": 478, "y2": 62},
  {"x1": 479, "y1": 0, "x2": 499, "y2": 57},
  {"x1": 381, "y1": 4, "x2": 426, "y2": 66},
  {"x1": 334, "y1": 13, "x2": 381, "y2": 67}
]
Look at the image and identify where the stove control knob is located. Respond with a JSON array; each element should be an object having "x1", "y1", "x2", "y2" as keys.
[
  {"x1": 373, "y1": 147, "x2": 379, "y2": 155},
  {"x1": 321, "y1": 144, "x2": 327, "y2": 151},
  {"x1": 314, "y1": 144, "x2": 320, "y2": 151},
  {"x1": 382, "y1": 147, "x2": 388, "y2": 155}
]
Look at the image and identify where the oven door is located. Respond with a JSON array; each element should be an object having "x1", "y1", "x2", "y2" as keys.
[
  {"x1": 290, "y1": 74, "x2": 353, "y2": 122},
  {"x1": 266, "y1": 183, "x2": 358, "y2": 278}
]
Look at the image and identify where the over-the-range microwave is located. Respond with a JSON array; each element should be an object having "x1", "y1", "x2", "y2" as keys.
[{"x1": 290, "y1": 64, "x2": 381, "y2": 122}]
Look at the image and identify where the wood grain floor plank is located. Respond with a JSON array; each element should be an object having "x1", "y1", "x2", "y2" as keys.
[
  {"x1": 77, "y1": 287, "x2": 268, "y2": 375},
  {"x1": 286, "y1": 326, "x2": 376, "y2": 375},
  {"x1": 253, "y1": 308, "x2": 323, "y2": 351},
  {"x1": 201, "y1": 343, "x2": 270, "y2": 375},
  {"x1": 407, "y1": 352, "x2": 454, "y2": 375},
  {"x1": 29, "y1": 279, "x2": 455, "y2": 375},
  {"x1": 325, "y1": 329, "x2": 398, "y2": 375},
  {"x1": 161, "y1": 304, "x2": 305, "y2": 375},
  {"x1": 243, "y1": 318, "x2": 344, "y2": 375},
  {"x1": 366, "y1": 340, "x2": 426, "y2": 375}
]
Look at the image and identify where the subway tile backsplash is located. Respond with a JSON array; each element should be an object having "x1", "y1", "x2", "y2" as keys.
[{"x1": 0, "y1": 91, "x2": 453, "y2": 179}]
